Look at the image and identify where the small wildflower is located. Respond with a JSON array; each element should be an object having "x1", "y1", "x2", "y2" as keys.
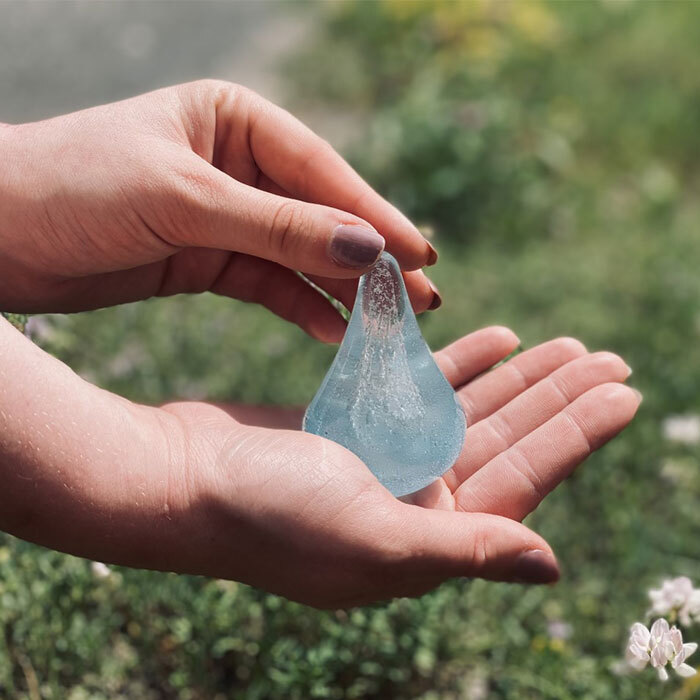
[
  {"x1": 649, "y1": 577, "x2": 700, "y2": 626},
  {"x1": 625, "y1": 619, "x2": 697, "y2": 681},
  {"x1": 626, "y1": 622, "x2": 653, "y2": 671}
]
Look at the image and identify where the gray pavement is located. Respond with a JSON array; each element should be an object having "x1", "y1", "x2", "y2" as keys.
[{"x1": 0, "y1": 0, "x2": 305, "y2": 123}]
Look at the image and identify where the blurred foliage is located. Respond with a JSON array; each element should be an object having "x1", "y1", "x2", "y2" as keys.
[
  {"x1": 3, "y1": 0, "x2": 700, "y2": 697},
  {"x1": 0, "y1": 312, "x2": 28, "y2": 334},
  {"x1": 290, "y1": 0, "x2": 700, "y2": 248}
]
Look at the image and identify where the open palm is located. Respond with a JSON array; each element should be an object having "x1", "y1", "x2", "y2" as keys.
[
  {"x1": 166, "y1": 326, "x2": 638, "y2": 607},
  {"x1": 0, "y1": 318, "x2": 638, "y2": 608}
]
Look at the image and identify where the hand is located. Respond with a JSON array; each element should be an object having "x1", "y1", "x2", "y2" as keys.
[
  {"x1": 221, "y1": 326, "x2": 639, "y2": 519},
  {"x1": 405, "y1": 327, "x2": 639, "y2": 513},
  {"x1": 0, "y1": 80, "x2": 437, "y2": 343},
  {"x1": 210, "y1": 327, "x2": 640, "y2": 605},
  {"x1": 0, "y1": 320, "x2": 638, "y2": 608}
]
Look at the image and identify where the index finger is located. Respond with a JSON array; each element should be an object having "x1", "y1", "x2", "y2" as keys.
[{"x1": 237, "y1": 87, "x2": 435, "y2": 271}]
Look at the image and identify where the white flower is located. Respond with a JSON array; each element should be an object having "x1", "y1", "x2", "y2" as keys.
[
  {"x1": 649, "y1": 577, "x2": 700, "y2": 626},
  {"x1": 662, "y1": 415, "x2": 700, "y2": 444},
  {"x1": 625, "y1": 619, "x2": 697, "y2": 681},
  {"x1": 91, "y1": 561, "x2": 112, "y2": 579},
  {"x1": 668, "y1": 625, "x2": 698, "y2": 679},
  {"x1": 626, "y1": 622, "x2": 653, "y2": 671}
]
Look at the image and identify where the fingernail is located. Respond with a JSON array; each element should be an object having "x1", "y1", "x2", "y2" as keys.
[
  {"x1": 625, "y1": 364, "x2": 633, "y2": 377},
  {"x1": 631, "y1": 388, "x2": 643, "y2": 403},
  {"x1": 426, "y1": 240, "x2": 438, "y2": 266},
  {"x1": 329, "y1": 224, "x2": 385, "y2": 269},
  {"x1": 513, "y1": 549, "x2": 560, "y2": 584},
  {"x1": 428, "y1": 279, "x2": 442, "y2": 310}
]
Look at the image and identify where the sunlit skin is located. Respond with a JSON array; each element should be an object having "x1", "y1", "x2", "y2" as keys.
[
  {"x1": 0, "y1": 81, "x2": 640, "y2": 608},
  {"x1": 0, "y1": 80, "x2": 437, "y2": 341}
]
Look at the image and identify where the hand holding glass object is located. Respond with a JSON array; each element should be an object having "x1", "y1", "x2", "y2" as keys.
[
  {"x1": 0, "y1": 81, "x2": 641, "y2": 607},
  {"x1": 304, "y1": 253, "x2": 466, "y2": 497}
]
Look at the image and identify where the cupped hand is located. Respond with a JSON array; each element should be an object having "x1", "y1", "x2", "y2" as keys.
[
  {"x1": 192, "y1": 326, "x2": 639, "y2": 606},
  {"x1": 0, "y1": 322, "x2": 638, "y2": 608},
  {"x1": 0, "y1": 80, "x2": 437, "y2": 342}
]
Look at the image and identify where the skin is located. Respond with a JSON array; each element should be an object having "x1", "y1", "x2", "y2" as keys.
[
  {"x1": 0, "y1": 81, "x2": 641, "y2": 608},
  {"x1": 0, "y1": 80, "x2": 437, "y2": 341}
]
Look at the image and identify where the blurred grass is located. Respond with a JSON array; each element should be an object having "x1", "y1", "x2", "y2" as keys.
[{"x1": 3, "y1": 0, "x2": 700, "y2": 697}]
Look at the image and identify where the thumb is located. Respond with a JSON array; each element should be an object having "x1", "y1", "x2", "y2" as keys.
[
  {"x1": 392, "y1": 505, "x2": 560, "y2": 585},
  {"x1": 172, "y1": 160, "x2": 386, "y2": 278}
]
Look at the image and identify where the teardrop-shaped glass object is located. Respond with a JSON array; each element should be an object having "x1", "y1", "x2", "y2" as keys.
[{"x1": 303, "y1": 252, "x2": 466, "y2": 497}]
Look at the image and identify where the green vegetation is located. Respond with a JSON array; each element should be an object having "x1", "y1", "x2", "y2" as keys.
[
  {"x1": 3, "y1": 1, "x2": 700, "y2": 697},
  {"x1": 0, "y1": 313, "x2": 28, "y2": 334}
]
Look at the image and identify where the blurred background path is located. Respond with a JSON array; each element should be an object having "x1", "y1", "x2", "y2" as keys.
[{"x1": 0, "y1": 0, "x2": 303, "y2": 122}]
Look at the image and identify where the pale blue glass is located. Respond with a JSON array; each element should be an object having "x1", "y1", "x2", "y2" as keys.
[{"x1": 303, "y1": 252, "x2": 466, "y2": 497}]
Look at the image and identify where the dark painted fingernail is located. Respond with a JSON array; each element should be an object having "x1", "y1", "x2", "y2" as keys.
[
  {"x1": 426, "y1": 240, "x2": 438, "y2": 266},
  {"x1": 513, "y1": 549, "x2": 560, "y2": 584},
  {"x1": 330, "y1": 225, "x2": 385, "y2": 269},
  {"x1": 428, "y1": 280, "x2": 442, "y2": 310}
]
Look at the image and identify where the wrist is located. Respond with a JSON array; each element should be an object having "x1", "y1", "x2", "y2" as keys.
[{"x1": 0, "y1": 326, "x2": 192, "y2": 571}]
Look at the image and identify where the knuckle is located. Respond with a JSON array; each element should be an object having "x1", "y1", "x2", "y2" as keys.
[
  {"x1": 468, "y1": 528, "x2": 490, "y2": 574},
  {"x1": 268, "y1": 200, "x2": 306, "y2": 256},
  {"x1": 165, "y1": 166, "x2": 222, "y2": 241},
  {"x1": 189, "y1": 78, "x2": 239, "y2": 99},
  {"x1": 547, "y1": 371, "x2": 574, "y2": 403},
  {"x1": 182, "y1": 80, "x2": 258, "y2": 124},
  {"x1": 489, "y1": 412, "x2": 516, "y2": 448}
]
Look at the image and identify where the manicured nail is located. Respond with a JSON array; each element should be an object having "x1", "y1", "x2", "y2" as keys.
[
  {"x1": 428, "y1": 279, "x2": 442, "y2": 310},
  {"x1": 329, "y1": 225, "x2": 385, "y2": 269},
  {"x1": 513, "y1": 549, "x2": 560, "y2": 584},
  {"x1": 631, "y1": 388, "x2": 643, "y2": 403},
  {"x1": 426, "y1": 240, "x2": 438, "y2": 266}
]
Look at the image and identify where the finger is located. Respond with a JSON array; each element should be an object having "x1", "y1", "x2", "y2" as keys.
[
  {"x1": 386, "y1": 505, "x2": 559, "y2": 586},
  {"x1": 307, "y1": 268, "x2": 438, "y2": 315},
  {"x1": 453, "y1": 383, "x2": 642, "y2": 519},
  {"x1": 255, "y1": 172, "x2": 293, "y2": 199},
  {"x1": 457, "y1": 337, "x2": 588, "y2": 424},
  {"x1": 228, "y1": 86, "x2": 434, "y2": 270},
  {"x1": 168, "y1": 156, "x2": 434, "y2": 309},
  {"x1": 171, "y1": 155, "x2": 392, "y2": 279},
  {"x1": 444, "y1": 351, "x2": 631, "y2": 489},
  {"x1": 400, "y1": 479, "x2": 455, "y2": 510},
  {"x1": 434, "y1": 326, "x2": 521, "y2": 387},
  {"x1": 208, "y1": 253, "x2": 347, "y2": 343}
]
